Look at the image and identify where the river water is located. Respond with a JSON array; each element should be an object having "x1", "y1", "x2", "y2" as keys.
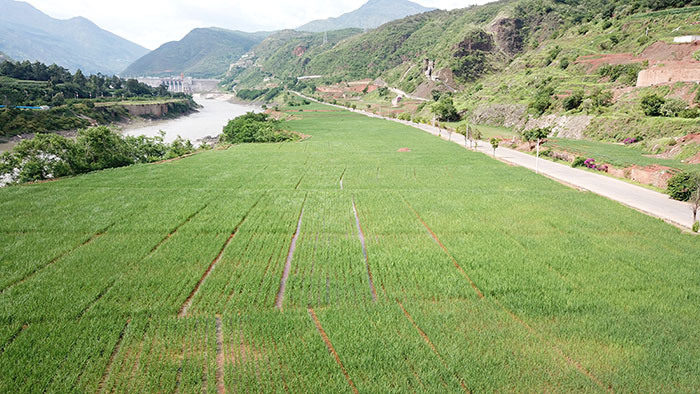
[{"x1": 121, "y1": 93, "x2": 261, "y2": 144}]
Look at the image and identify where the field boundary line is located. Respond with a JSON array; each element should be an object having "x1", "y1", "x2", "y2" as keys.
[
  {"x1": 403, "y1": 199, "x2": 484, "y2": 299},
  {"x1": 308, "y1": 307, "x2": 358, "y2": 394},
  {"x1": 397, "y1": 299, "x2": 471, "y2": 393},
  {"x1": 75, "y1": 279, "x2": 116, "y2": 320},
  {"x1": 178, "y1": 196, "x2": 263, "y2": 317},
  {"x1": 0, "y1": 222, "x2": 115, "y2": 294},
  {"x1": 215, "y1": 315, "x2": 226, "y2": 394},
  {"x1": 0, "y1": 323, "x2": 28, "y2": 357},
  {"x1": 149, "y1": 203, "x2": 210, "y2": 255},
  {"x1": 352, "y1": 196, "x2": 377, "y2": 302},
  {"x1": 492, "y1": 298, "x2": 613, "y2": 392},
  {"x1": 339, "y1": 167, "x2": 347, "y2": 190},
  {"x1": 96, "y1": 319, "x2": 130, "y2": 394},
  {"x1": 274, "y1": 194, "x2": 308, "y2": 310}
]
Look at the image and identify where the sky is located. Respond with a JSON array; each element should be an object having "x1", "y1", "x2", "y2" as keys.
[{"x1": 23, "y1": 0, "x2": 489, "y2": 50}]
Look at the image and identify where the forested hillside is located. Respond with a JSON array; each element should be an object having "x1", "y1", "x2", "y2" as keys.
[{"x1": 122, "y1": 28, "x2": 269, "y2": 78}]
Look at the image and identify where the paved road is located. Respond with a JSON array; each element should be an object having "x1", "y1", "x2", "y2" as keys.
[{"x1": 294, "y1": 92, "x2": 697, "y2": 229}]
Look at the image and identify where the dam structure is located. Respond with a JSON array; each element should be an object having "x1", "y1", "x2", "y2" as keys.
[{"x1": 137, "y1": 76, "x2": 220, "y2": 93}]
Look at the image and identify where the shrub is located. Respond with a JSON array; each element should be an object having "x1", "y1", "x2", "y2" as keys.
[
  {"x1": 640, "y1": 94, "x2": 665, "y2": 116},
  {"x1": 563, "y1": 90, "x2": 584, "y2": 111},
  {"x1": 431, "y1": 96, "x2": 460, "y2": 122},
  {"x1": 398, "y1": 112, "x2": 412, "y2": 121},
  {"x1": 660, "y1": 98, "x2": 688, "y2": 117},
  {"x1": 693, "y1": 221, "x2": 699, "y2": 233},
  {"x1": 572, "y1": 156, "x2": 587, "y2": 167},
  {"x1": 667, "y1": 172, "x2": 696, "y2": 201},
  {"x1": 221, "y1": 112, "x2": 298, "y2": 144}
]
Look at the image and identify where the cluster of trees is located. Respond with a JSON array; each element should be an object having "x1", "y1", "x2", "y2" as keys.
[
  {"x1": 640, "y1": 94, "x2": 697, "y2": 118},
  {"x1": 667, "y1": 171, "x2": 700, "y2": 231},
  {"x1": 221, "y1": 112, "x2": 299, "y2": 144},
  {"x1": 236, "y1": 87, "x2": 283, "y2": 102},
  {"x1": 0, "y1": 60, "x2": 186, "y2": 107},
  {"x1": 0, "y1": 127, "x2": 196, "y2": 184}
]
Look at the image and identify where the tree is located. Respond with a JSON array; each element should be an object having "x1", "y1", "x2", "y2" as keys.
[
  {"x1": 640, "y1": 94, "x2": 665, "y2": 116},
  {"x1": 490, "y1": 138, "x2": 500, "y2": 156},
  {"x1": 688, "y1": 173, "x2": 700, "y2": 229},
  {"x1": 431, "y1": 96, "x2": 460, "y2": 122},
  {"x1": 72, "y1": 69, "x2": 87, "y2": 88},
  {"x1": 523, "y1": 128, "x2": 550, "y2": 174}
]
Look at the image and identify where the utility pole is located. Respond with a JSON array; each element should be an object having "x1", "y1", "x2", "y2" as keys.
[{"x1": 323, "y1": 32, "x2": 328, "y2": 45}]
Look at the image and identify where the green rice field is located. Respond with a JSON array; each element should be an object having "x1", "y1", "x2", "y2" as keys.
[{"x1": 0, "y1": 104, "x2": 698, "y2": 392}]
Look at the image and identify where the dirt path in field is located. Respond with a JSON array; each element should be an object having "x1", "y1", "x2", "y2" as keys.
[
  {"x1": 352, "y1": 197, "x2": 377, "y2": 302},
  {"x1": 403, "y1": 200, "x2": 484, "y2": 299},
  {"x1": 179, "y1": 197, "x2": 262, "y2": 317},
  {"x1": 1, "y1": 222, "x2": 115, "y2": 294},
  {"x1": 149, "y1": 203, "x2": 210, "y2": 256},
  {"x1": 339, "y1": 167, "x2": 346, "y2": 190},
  {"x1": 308, "y1": 307, "x2": 359, "y2": 394},
  {"x1": 75, "y1": 280, "x2": 116, "y2": 320},
  {"x1": 396, "y1": 300, "x2": 470, "y2": 393},
  {"x1": 215, "y1": 315, "x2": 226, "y2": 394},
  {"x1": 96, "y1": 319, "x2": 130, "y2": 394},
  {"x1": 275, "y1": 196, "x2": 307, "y2": 310}
]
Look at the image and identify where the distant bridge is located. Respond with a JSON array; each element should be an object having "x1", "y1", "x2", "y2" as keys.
[{"x1": 137, "y1": 77, "x2": 221, "y2": 93}]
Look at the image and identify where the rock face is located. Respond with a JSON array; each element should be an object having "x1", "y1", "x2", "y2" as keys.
[
  {"x1": 293, "y1": 46, "x2": 307, "y2": 57},
  {"x1": 490, "y1": 18, "x2": 525, "y2": 55},
  {"x1": 469, "y1": 104, "x2": 528, "y2": 128},
  {"x1": 522, "y1": 114, "x2": 592, "y2": 140}
]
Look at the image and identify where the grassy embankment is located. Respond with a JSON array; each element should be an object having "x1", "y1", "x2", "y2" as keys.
[{"x1": 0, "y1": 102, "x2": 698, "y2": 392}]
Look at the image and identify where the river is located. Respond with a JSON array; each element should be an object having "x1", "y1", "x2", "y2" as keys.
[{"x1": 121, "y1": 93, "x2": 261, "y2": 144}]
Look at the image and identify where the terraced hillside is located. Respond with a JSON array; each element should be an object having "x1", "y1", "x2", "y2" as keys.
[{"x1": 1, "y1": 104, "x2": 698, "y2": 392}]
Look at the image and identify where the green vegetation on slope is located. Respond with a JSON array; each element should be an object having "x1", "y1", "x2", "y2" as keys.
[
  {"x1": 123, "y1": 28, "x2": 269, "y2": 78},
  {"x1": 0, "y1": 103, "x2": 698, "y2": 392}
]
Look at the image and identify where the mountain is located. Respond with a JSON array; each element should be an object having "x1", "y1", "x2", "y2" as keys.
[
  {"x1": 297, "y1": 0, "x2": 436, "y2": 32},
  {"x1": 122, "y1": 28, "x2": 269, "y2": 78},
  {"x1": 0, "y1": 0, "x2": 149, "y2": 75},
  {"x1": 0, "y1": 51, "x2": 11, "y2": 62}
]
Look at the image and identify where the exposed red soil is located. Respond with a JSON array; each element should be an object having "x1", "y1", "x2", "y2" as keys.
[
  {"x1": 576, "y1": 41, "x2": 700, "y2": 72},
  {"x1": 97, "y1": 319, "x2": 131, "y2": 394},
  {"x1": 397, "y1": 148, "x2": 412, "y2": 152},
  {"x1": 403, "y1": 200, "x2": 484, "y2": 299},
  {"x1": 308, "y1": 307, "x2": 359, "y2": 394},
  {"x1": 396, "y1": 299, "x2": 470, "y2": 393},
  {"x1": 275, "y1": 196, "x2": 307, "y2": 310},
  {"x1": 352, "y1": 198, "x2": 378, "y2": 302}
]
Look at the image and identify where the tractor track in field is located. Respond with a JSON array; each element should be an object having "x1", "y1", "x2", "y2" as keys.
[
  {"x1": 215, "y1": 315, "x2": 226, "y2": 394},
  {"x1": 75, "y1": 280, "x2": 116, "y2": 320},
  {"x1": 352, "y1": 197, "x2": 377, "y2": 302},
  {"x1": 96, "y1": 319, "x2": 130, "y2": 394},
  {"x1": 308, "y1": 307, "x2": 358, "y2": 394},
  {"x1": 397, "y1": 299, "x2": 471, "y2": 393},
  {"x1": 178, "y1": 197, "x2": 262, "y2": 317},
  {"x1": 149, "y1": 203, "x2": 210, "y2": 255},
  {"x1": 0, "y1": 323, "x2": 28, "y2": 357},
  {"x1": 403, "y1": 199, "x2": 484, "y2": 299},
  {"x1": 339, "y1": 167, "x2": 347, "y2": 190},
  {"x1": 492, "y1": 298, "x2": 613, "y2": 392},
  {"x1": 173, "y1": 330, "x2": 188, "y2": 394},
  {"x1": 294, "y1": 173, "x2": 306, "y2": 190},
  {"x1": 275, "y1": 194, "x2": 308, "y2": 310},
  {"x1": 402, "y1": 200, "x2": 610, "y2": 390},
  {"x1": 0, "y1": 222, "x2": 115, "y2": 294}
]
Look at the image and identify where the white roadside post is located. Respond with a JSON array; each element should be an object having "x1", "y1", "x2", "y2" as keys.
[{"x1": 536, "y1": 138, "x2": 541, "y2": 174}]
